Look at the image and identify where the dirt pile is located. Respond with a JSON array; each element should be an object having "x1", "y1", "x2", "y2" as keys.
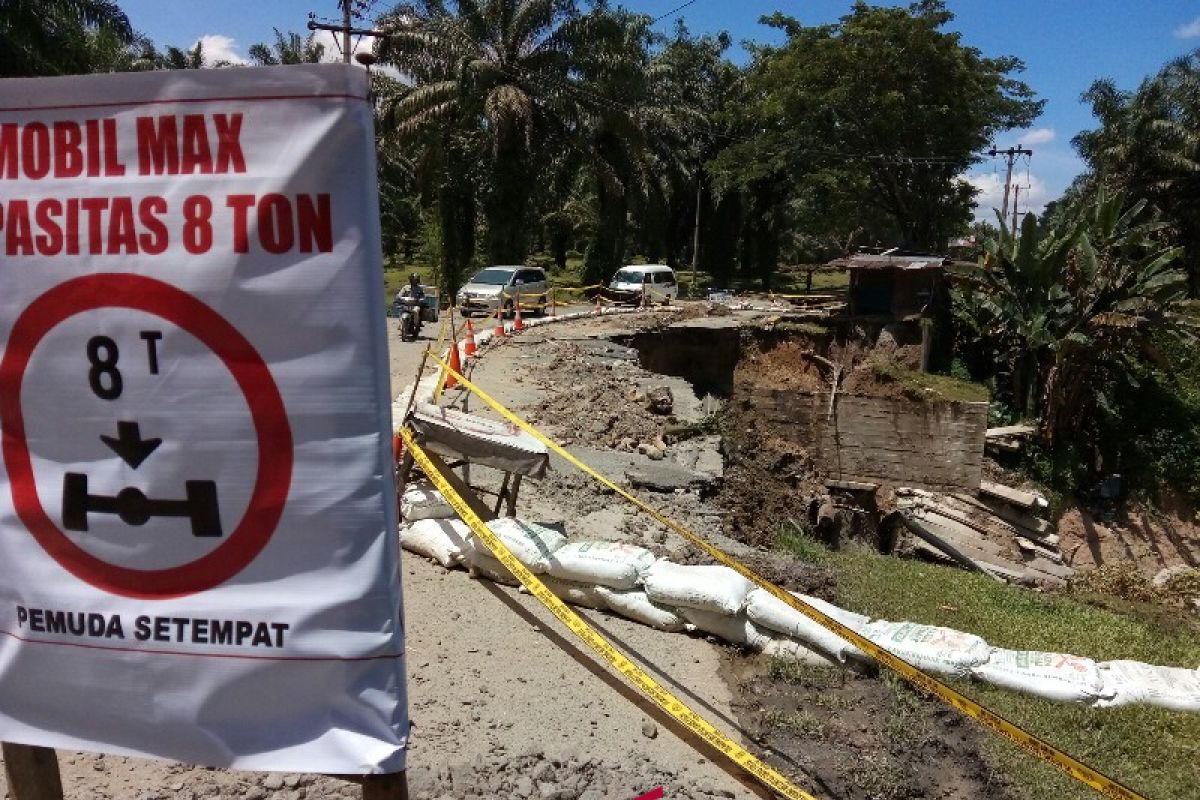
[
  {"x1": 526, "y1": 340, "x2": 678, "y2": 451},
  {"x1": 715, "y1": 380, "x2": 825, "y2": 549}
]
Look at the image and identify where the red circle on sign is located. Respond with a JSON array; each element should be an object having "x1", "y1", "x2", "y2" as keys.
[{"x1": 0, "y1": 274, "x2": 293, "y2": 599}]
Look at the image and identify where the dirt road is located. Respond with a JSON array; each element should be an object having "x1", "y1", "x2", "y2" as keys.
[{"x1": 1, "y1": 309, "x2": 765, "y2": 800}]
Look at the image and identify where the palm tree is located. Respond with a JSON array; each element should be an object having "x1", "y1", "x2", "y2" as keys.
[
  {"x1": 1074, "y1": 53, "x2": 1200, "y2": 295},
  {"x1": 248, "y1": 29, "x2": 326, "y2": 66},
  {"x1": 376, "y1": 0, "x2": 594, "y2": 268},
  {"x1": 0, "y1": 0, "x2": 133, "y2": 76}
]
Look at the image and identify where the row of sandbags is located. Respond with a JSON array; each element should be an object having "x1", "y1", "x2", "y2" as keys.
[{"x1": 399, "y1": 483, "x2": 1200, "y2": 713}]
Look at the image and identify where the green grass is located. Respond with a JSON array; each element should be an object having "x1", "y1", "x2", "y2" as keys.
[
  {"x1": 774, "y1": 521, "x2": 832, "y2": 565},
  {"x1": 870, "y1": 359, "x2": 990, "y2": 403},
  {"x1": 825, "y1": 547, "x2": 1200, "y2": 800},
  {"x1": 769, "y1": 709, "x2": 829, "y2": 739},
  {"x1": 769, "y1": 657, "x2": 846, "y2": 690}
]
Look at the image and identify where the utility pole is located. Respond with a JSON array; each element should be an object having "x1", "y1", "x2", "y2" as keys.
[
  {"x1": 689, "y1": 176, "x2": 701, "y2": 298},
  {"x1": 308, "y1": 4, "x2": 394, "y2": 61},
  {"x1": 340, "y1": 0, "x2": 351, "y2": 63},
  {"x1": 1011, "y1": 185, "x2": 1021, "y2": 234},
  {"x1": 987, "y1": 145, "x2": 1032, "y2": 228}
]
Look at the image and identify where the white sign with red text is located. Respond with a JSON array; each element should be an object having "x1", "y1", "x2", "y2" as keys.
[{"x1": 0, "y1": 65, "x2": 407, "y2": 773}]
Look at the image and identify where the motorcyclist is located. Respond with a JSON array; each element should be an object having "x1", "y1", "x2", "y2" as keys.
[{"x1": 396, "y1": 274, "x2": 425, "y2": 338}]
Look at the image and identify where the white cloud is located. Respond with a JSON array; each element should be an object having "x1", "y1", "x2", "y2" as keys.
[
  {"x1": 1174, "y1": 16, "x2": 1200, "y2": 38},
  {"x1": 196, "y1": 35, "x2": 246, "y2": 66},
  {"x1": 311, "y1": 29, "x2": 403, "y2": 79},
  {"x1": 966, "y1": 171, "x2": 1052, "y2": 223},
  {"x1": 1020, "y1": 127, "x2": 1055, "y2": 145},
  {"x1": 992, "y1": 127, "x2": 1055, "y2": 149}
]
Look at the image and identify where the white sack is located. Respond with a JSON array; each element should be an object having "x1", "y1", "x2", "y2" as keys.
[
  {"x1": 759, "y1": 637, "x2": 840, "y2": 667},
  {"x1": 595, "y1": 588, "x2": 686, "y2": 632},
  {"x1": 532, "y1": 577, "x2": 610, "y2": 610},
  {"x1": 744, "y1": 589, "x2": 868, "y2": 663},
  {"x1": 643, "y1": 562, "x2": 754, "y2": 615},
  {"x1": 399, "y1": 482, "x2": 456, "y2": 521},
  {"x1": 399, "y1": 519, "x2": 471, "y2": 568},
  {"x1": 486, "y1": 518, "x2": 567, "y2": 571},
  {"x1": 861, "y1": 621, "x2": 990, "y2": 677},
  {"x1": 545, "y1": 541, "x2": 658, "y2": 589},
  {"x1": 971, "y1": 649, "x2": 1103, "y2": 704},
  {"x1": 466, "y1": 552, "x2": 520, "y2": 587},
  {"x1": 1096, "y1": 660, "x2": 1200, "y2": 712},
  {"x1": 680, "y1": 608, "x2": 771, "y2": 649}
]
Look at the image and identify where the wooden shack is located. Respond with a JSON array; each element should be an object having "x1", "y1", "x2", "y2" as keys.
[{"x1": 826, "y1": 251, "x2": 948, "y2": 321}]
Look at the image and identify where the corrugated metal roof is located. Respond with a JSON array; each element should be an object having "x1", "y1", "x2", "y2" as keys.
[{"x1": 825, "y1": 253, "x2": 950, "y2": 270}]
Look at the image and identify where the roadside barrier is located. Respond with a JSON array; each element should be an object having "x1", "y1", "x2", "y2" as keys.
[
  {"x1": 418, "y1": 351, "x2": 1148, "y2": 800},
  {"x1": 399, "y1": 428, "x2": 819, "y2": 800},
  {"x1": 463, "y1": 319, "x2": 478, "y2": 357}
]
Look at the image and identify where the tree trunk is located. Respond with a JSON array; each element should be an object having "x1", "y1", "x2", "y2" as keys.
[{"x1": 484, "y1": 142, "x2": 529, "y2": 264}]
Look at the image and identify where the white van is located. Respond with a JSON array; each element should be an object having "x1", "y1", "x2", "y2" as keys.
[{"x1": 608, "y1": 264, "x2": 678, "y2": 305}]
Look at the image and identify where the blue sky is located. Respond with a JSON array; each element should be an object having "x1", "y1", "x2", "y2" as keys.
[{"x1": 120, "y1": 0, "x2": 1200, "y2": 217}]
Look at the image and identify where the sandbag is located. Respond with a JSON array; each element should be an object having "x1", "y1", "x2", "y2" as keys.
[
  {"x1": 744, "y1": 589, "x2": 868, "y2": 663},
  {"x1": 643, "y1": 562, "x2": 754, "y2": 615},
  {"x1": 595, "y1": 588, "x2": 686, "y2": 632},
  {"x1": 545, "y1": 541, "x2": 658, "y2": 590},
  {"x1": 971, "y1": 649, "x2": 1103, "y2": 704},
  {"x1": 1096, "y1": 660, "x2": 1200, "y2": 711},
  {"x1": 680, "y1": 607, "x2": 771, "y2": 649},
  {"x1": 399, "y1": 519, "x2": 471, "y2": 568},
  {"x1": 486, "y1": 517, "x2": 567, "y2": 570},
  {"x1": 759, "y1": 636, "x2": 840, "y2": 667},
  {"x1": 532, "y1": 577, "x2": 610, "y2": 611},
  {"x1": 860, "y1": 620, "x2": 990, "y2": 677},
  {"x1": 466, "y1": 552, "x2": 520, "y2": 587},
  {"x1": 399, "y1": 481, "x2": 456, "y2": 522}
]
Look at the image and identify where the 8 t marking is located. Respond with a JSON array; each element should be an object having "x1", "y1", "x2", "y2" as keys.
[{"x1": 62, "y1": 332, "x2": 222, "y2": 538}]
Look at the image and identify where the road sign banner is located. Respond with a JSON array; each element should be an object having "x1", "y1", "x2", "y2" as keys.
[{"x1": 0, "y1": 65, "x2": 407, "y2": 773}]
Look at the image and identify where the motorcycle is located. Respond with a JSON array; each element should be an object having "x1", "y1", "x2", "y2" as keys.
[{"x1": 397, "y1": 296, "x2": 423, "y2": 341}]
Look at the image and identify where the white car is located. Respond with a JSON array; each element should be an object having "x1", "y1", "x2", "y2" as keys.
[
  {"x1": 608, "y1": 264, "x2": 678, "y2": 305},
  {"x1": 457, "y1": 266, "x2": 549, "y2": 317}
]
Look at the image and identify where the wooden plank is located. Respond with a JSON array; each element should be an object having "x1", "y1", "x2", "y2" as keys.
[
  {"x1": 1026, "y1": 555, "x2": 1075, "y2": 580},
  {"x1": 909, "y1": 511, "x2": 1011, "y2": 559},
  {"x1": 825, "y1": 478, "x2": 879, "y2": 491},
  {"x1": 949, "y1": 493, "x2": 1056, "y2": 541},
  {"x1": 362, "y1": 773, "x2": 410, "y2": 800},
  {"x1": 979, "y1": 480, "x2": 1048, "y2": 510},
  {"x1": 2, "y1": 743, "x2": 64, "y2": 800},
  {"x1": 1016, "y1": 536, "x2": 1063, "y2": 563},
  {"x1": 986, "y1": 424, "x2": 1036, "y2": 438},
  {"x1": 900, "y1": 514, "x2": 1006, "y2": 582}
]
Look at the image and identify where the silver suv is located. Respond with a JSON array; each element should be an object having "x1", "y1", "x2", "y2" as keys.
[{"x1": 457, "y1": 266, "x2": 549, "y2": 317}]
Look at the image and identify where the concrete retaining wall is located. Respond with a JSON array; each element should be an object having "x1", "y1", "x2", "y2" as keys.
[{"x1": 751, "y1": 388, "x2": 987, "y2": 491}]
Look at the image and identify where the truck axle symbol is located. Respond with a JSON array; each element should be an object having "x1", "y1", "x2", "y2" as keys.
[{"x1": 62, "y1": 473, "x2": 222, "y2": 537}]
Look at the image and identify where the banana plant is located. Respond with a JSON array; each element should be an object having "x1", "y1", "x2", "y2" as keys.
[{"x1": 955, "y1": 189, "x2": 1195, "y2": 441}]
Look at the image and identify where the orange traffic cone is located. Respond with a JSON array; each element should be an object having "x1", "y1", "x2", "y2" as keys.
[
  {"x1": 514, "y1": 300, "x2": 525, "y2": 332},
  {"x1": 443, "y1": 342, "x2": 461, "y2": 390},
  {"x1": 493, "y1": 305, "x2": 505, "y2": 337},
  {"x1": 464, "y1": 318, "x2": 478, "y2": 357}
]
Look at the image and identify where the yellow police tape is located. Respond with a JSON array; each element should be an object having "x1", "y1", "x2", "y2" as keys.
[
  {"x1": 419, "y1": 352, "x2": 1147, "y2": 800},
  {"x1": 399, "y1": 428, "x2": 816, "y2": 800}
]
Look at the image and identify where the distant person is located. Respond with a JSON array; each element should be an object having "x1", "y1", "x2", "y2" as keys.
[{"x1": 397, "y1": 273, "x2": 425, "y2": 303}]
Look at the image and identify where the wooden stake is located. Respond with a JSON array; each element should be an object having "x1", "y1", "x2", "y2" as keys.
[
  {"x1": 2, "y1": 743, "x2": 64, "y2": 800},
  {"x1": 361, "y1": 772, "x2": 409, "y2": 800}
]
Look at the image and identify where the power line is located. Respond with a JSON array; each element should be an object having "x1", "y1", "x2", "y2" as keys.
[{"x1": 653, "y1": 0, "x2": 700, "y2": 24}]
